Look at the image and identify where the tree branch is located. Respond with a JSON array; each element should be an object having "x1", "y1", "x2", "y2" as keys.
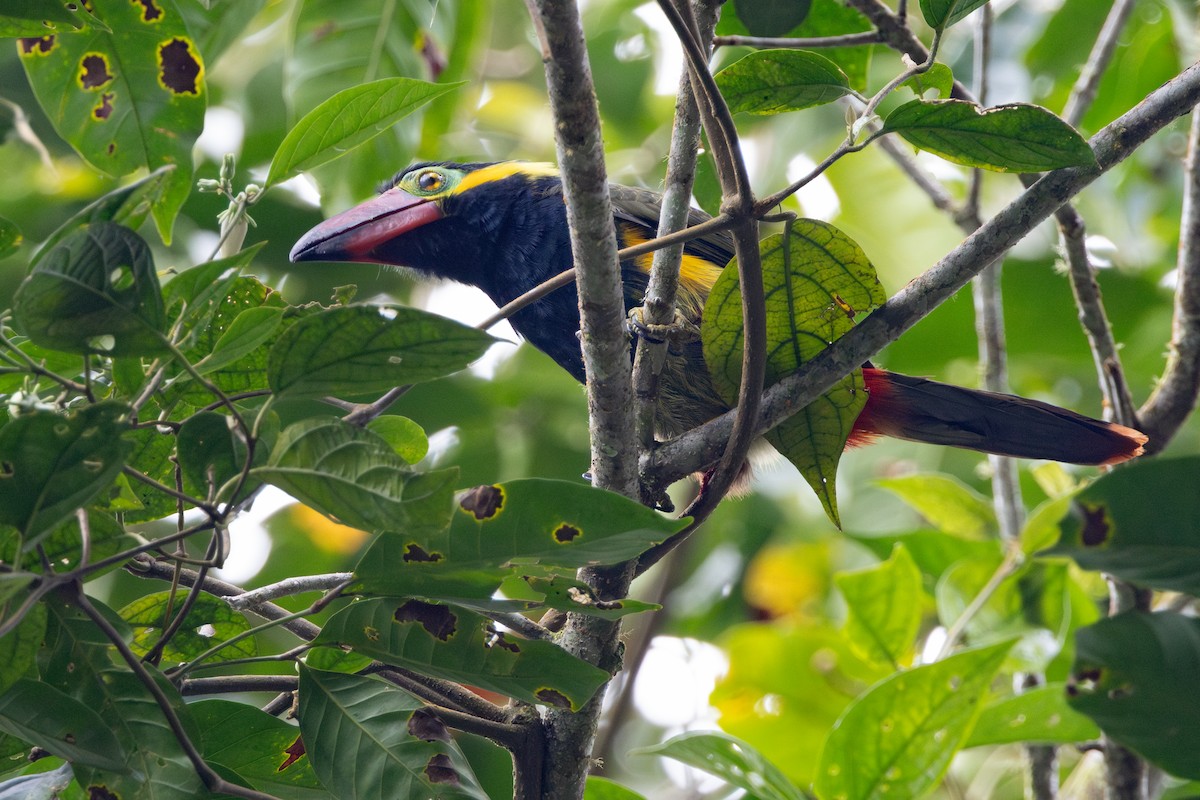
[{"x1": 642, "y1": 60, "x2": 1200, "y2": 486}]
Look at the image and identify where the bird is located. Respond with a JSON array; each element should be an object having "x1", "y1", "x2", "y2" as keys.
[{"x1": 290, "y1": 160, "x2": 1148, "y2": 470}]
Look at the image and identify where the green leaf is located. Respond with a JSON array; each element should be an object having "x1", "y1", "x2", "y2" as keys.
[
  {"x1": 268, "y1": 305, "x2": 498, "y2": 400},
  {"x1": 29, "y1": 167, "x2": 176, "y2": 269},
  {"x1": 815, "y1": 640, "x2": 1013, "y2": 800},
  {"x1": 0, "y1": 678, "x2": 127, "y2": 771},
  {"x1": 715, "y1": 49, "x2": 852, "y2": 115},
  {"x1": 702, "y1": 222, "x2": 885, "y2": 526},
  {"x1": 354, "y1": 479, "x2": 687, "y2": 599},
  {"x1": 965, "y1": 684, "x2": 1099, "y2": 747},
  {"x1": 297, "y1": 668, "x2": 487, "y2": 800},
  {"x1": 517, "y1": 576, "x2": 660, "y2": 620},
  {"x1": 1020, "y1": 494, "x2": 1073, "y2": 555},
  {"x1": 877, "y1": 474, "x2": 995, "y2": 539},
  {"x1": 252, "y1": 417, "x2": 458, "y2": 534},
  {"x1": 1069, "y1": 611, "x2": 1200, "y2": 779},
  {"x1": 192, "y1": 700, "x2": 332, "y2": 799},
  {"x1": 193, "y1": 306, "x2": 285, "y2": 376},
  {"x1": 267, "y1": 78, "x2": 463, "y2": 187},
  {"x1": 732, "y1": 0, "x2": 812, "y2": 36},
  {"x1": 118, "y1": 590, "x2": 255, "y2": 663},
  {"x1": 585, "y1": 776, "x2": 647, "y2": 800},
  {"x1": 316, "y1": 598, "x2": 610, "y2": 710},
  {"x1": 163, "y1": 243, "x2": 264, "y2": 321},
  {"x1": 883, "y1": 99, "x2": 1097, "y2": 173},
  {"x1": 176, "y1": 411, "x2": 255, "y2": 504},
  {"x1": 836, "y1": 544, "x2": 923, "y2": 668},
  {"x1": 17, "y1": 1, "x2": 204, "y2": 241},
  {"x1": 0, "y1": 402, "x2": 131, "y2": 544},
  {"x1": 634, "y1": 732, "x2": 804, "y2": 800},
  {"x1": 846, "y1": 529, "x2": 1001, "y2": 586},
  {"x1": 14, "y1": 223, "x2": 167, "y2": 356},
  {"x1": 0, "y1": 510, "x2": 134, "y2": 577},
  {"x1": 0, "y1": 0, "x2": 91, "y2": 36},
  {"x1": 366, "y1": 415, "x2": 428, "y2": 464},
  {"x1": 919, "y1": 0, "x2": 990, "y2": 29},
  {"x1": 1042, "y1": 456, "x2": 1200, "y2": 593},
  {"x1": 0, "y1": 217, "x2": 21, "y2": 259},
  {"x1": 0, "y1": 599, "x2": 44, "y2": 694},
  {"x1": 902, "y1": 63, "x2": 955, "y2": 99}
]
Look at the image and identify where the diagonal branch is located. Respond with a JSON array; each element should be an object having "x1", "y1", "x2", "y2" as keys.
[{"x1": 642, "y1": 60, "x2": 1200, "y2": 488}]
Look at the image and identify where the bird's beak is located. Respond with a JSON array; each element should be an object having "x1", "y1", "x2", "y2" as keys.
[{"x1": 289, "y1": 188, "x2": 444, "y2": 263}]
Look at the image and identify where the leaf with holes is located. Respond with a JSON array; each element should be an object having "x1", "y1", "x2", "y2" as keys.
[
  {"x1": 815, "y1": 640, "x2": 1013, "y2": 800},
  {"x1": 883, "y1": 100, "x2": 1096, "y2": 173},
  {"x1": 268, "y1": 305, "x2": 498, "y2": 400},
  {"x1": 316, "y1": 598, "x2": 610, "y2": 710},
  {"x1": 268, "y1": 77, "x2": 463, "y2": 187},
  {"x1": 118, "y1": 590, "x2": 255, "y2": 664},
  {"x1": 836, "y1": 544, "x2": 923, "y2": 668},
  {"x1": 17, "y1": 0, "x2": 205, "y2": 241},
  {"x1": 635, "y1": 732, "x2": 805, "y2": 800},
  {"x1": 13, "y1": 223, "x2": 166, "y2": 356},
  {"x1": 192, "y1": 306, "x2": 286, "y2": 376},
  {"x1": 1069, "y1": 611, "x2": 1200, "y2": 779},
  {"x1": 1042, "y1": 456, "x2": 1200, "y2": 593},
  {"x1": 715, "y1": 49, "x2": 852, "y2": 115},
  {"x1": 252, "y1": 417, "x2": 458, "y2": 535},
  {"x1": 0, "y1": 402, "x2": 131, "y2": 545},
  {"x1": 297, "y1": 668, "x2": 487, "y2": 800},
  {"x1": 354, "y1": 479, "x2": 686, "y2": 600},
  {"x1": 0, "y1": 0, "x2": 92, "y2": 36},
  {"x1": 701, "y1": 222, "x2": 885, "y2": 527}
]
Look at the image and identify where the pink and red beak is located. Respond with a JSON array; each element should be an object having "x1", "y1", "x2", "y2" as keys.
[{"x1": 289, "y1": 188, "x2": 444, "y2": 264}]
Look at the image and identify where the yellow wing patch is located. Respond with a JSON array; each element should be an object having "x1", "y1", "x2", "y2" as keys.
[{"x1": 618, "y1": 223, "x2": 724, "y2": 295}]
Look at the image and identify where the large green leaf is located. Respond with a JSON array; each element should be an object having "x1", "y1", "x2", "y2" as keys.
[
  {"x1": 815, "y1": 641, "x2": 1013, "y2": 800},
  {"x1": 835, "y1": 544, "x2": 923, "y2": 668},
  {"x1": 731, "y1": 0, "x2": 812, "y2": 36},
  {"x1": 316, "y1": 598, "x2": 610, "y2": 710},
  {"x1": 715, "y1": 50, "x2": 851, "y2": 115},
  {"x1": 0, "y1": 678, "x2": 127, "y2": 771},
  {"x1": 14, "y1": 223, "x2": 166, "y2": 356},
  {"x1": 1042, "y1": 456, "x2": 1200, "y2": 593},
  {"x1": 297, "y1": 668, "x2": 488, "y2": 800},
  {"x1": 268, "y1": 305, "x2": 498, "y2": 400},
  {"x1": 883, "y1": 100, "x2": 1097, "y2": 173},
  {"x1": 176, "y1": 410, "x2": 259, "y2": 504},
  {"x1": 192, "y1": 700, "x2": 332, "y2": 800},
  {"x1": 0, "y1": 599, "x2": 44, "y2": 695},
  {"x1": 701, "y1": 221, "x2": 885, "y2": 526},
  {"x1": 877, "y1": 474, "x2": 996, "y2": 539},
  {"x1": 0, "y1": 402, "x2": 131, "y2": 544},
  {"x1": 16, "y1": 0, "x2": 205, "y2": 241},
  {"x1": 634, "y1": 732, "x2": 805, "y2": 800},
  {"x1": 1069, "y1": 611, "x2": 1200, "y2": 779},
  {"x1": 965, "y1": 684, "x2": 1099, "y2": 747},
  {"x1": 252, "y1": 417, "x2": 458, "y2": 534},
  {"x1": 919, "y1": 0, "x2": 990, "y2": 29},
  {"x1": 118, "y1": 590, "x2": 255, "y2": 664},
  {"x1": 268, "y1": 78, "x2": 462, "y2": 187},
  {"x1": 355, "y1": 479, "x2": 686, "y2": 602},
  {"x1": 29, "y1": 167, "x2": 176, "y2": 270}
]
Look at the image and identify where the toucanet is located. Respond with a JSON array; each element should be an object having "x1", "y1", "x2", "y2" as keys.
[{"x1": 291, "y1": 161, "x2": 1147, "y2": 468}]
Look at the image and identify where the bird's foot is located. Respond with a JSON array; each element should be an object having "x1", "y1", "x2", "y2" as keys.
[{"x1": 626, "y1": 307, "x2": 701, "y2": 353}]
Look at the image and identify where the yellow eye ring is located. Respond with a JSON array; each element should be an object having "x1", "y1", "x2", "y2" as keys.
[{"x1": 417, "y1": 170, "x2": 444, "y2": 193}]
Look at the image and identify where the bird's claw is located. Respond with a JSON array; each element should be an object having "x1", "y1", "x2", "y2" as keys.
[{"x1": 626, "y1": 308, "x2": 700, "y2": 352}]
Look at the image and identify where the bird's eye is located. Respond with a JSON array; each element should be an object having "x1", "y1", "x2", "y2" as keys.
[{"x1": 417, "y1": 170, "x2": 444, "y2": 193}]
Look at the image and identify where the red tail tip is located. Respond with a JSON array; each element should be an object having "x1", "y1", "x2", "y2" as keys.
[{"x1": 1098, "y1": 423, "x2": 1149, "y2": 466}]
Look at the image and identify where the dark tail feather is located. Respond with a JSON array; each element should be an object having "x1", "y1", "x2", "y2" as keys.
[{"x1": 851, "y1": 369, "x2": 1148, "y2": 466}]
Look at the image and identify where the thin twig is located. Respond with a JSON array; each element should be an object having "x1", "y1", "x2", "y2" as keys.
[
  {"x1": 226, "y1": 573, "x2": 353, "y2": 610},
  {"x1": 713, "y1": 31, "x2": 882, "y2": 49},
  {"x1": 73, "y1": 587, "x2": 281, "y2": 800},
  {"x1": 1062, "y1": 0, "x2": 1138, "y2": 127},
  {"x1": 181, "y1": 675, "x2": 300, "y2": 695}
]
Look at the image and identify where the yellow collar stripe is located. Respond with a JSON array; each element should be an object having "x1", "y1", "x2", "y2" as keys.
[
  {"x1": 454, "y1": 162, "x2": 560, "y2": 195},
  {"x1": 618, "y1": 224, "x2": 724, "y2": 292}
]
